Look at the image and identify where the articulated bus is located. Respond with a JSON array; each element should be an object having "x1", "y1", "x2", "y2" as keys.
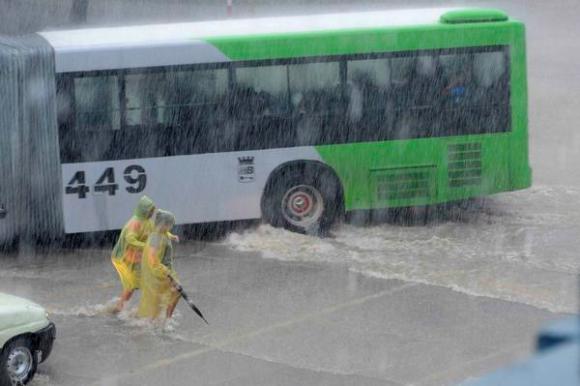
[{"x1": 0, "y1": 7, "x2": 530, "y2": 245}]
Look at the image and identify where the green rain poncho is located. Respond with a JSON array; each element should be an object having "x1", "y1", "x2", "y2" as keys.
[
  {"x1": 111, "y1": 196, "x2": 155, "y2": 291},
  {"x1": 138, "y1": 210, "x2": 180, "y2": 320}
]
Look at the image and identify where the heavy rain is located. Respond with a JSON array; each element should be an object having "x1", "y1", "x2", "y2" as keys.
[{"x1": 0, "y1": 1, "x2": 578, "y2": 385}]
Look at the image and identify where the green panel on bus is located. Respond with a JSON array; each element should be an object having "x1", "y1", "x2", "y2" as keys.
[
  {"x1": 205, "y1": 21, "x2": 523, "y2": 62},
  {"x1": 440, "y1": 9, "x2": 509, "y2": 24}
]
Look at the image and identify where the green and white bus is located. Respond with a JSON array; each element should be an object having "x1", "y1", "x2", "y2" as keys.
[{"x1": 0, "y1": 7, "x2": 530, "y2": 244}]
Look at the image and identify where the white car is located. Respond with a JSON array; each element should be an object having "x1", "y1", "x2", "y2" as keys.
[{"x1": 0, "y1": 293, "x2": 55, "y2": 385}]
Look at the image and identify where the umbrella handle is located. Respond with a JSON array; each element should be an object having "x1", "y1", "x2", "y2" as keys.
[{"x1": 168, "y1": 275, "x2": 182, "y2": 290}]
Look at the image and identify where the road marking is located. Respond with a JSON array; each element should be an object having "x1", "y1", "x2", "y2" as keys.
[{"x1": 94, "y1": 282, "x2": 417, "y2": 385}]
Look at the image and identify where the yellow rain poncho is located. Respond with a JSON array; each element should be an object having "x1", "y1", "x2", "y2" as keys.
[
  {"x1": 138, "y1": 211, "x2": 180, "y2": 320},
  {"x1": 111, "y1": 196, "x2": 155, "y2": 291}
]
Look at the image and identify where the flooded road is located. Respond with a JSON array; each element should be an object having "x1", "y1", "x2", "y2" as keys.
[
  {"x1": 0, "y1": 241, "x2": 565, "y2": 386},
  {"x1": 227, "y1": 187, "x2": 580, "y2": 314},
  {"x1": 1, "y1": 0, "x2": 579, "y2": 385}
]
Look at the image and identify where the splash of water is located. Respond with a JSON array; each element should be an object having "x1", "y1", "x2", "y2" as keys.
[{"x1": 225, "y1": 188, "x2": 580, "y2": 314}]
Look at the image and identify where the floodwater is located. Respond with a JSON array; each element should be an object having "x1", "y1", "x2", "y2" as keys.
[
  {"x1": 227, "y1": 187, "x2": 580, "y2": 314},
  {"x1": 1, "y1": 0, "x2": 579, "y2": 385}
]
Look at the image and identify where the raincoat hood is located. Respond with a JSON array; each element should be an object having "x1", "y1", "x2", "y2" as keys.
[
  {"x1": 134, "y1": 196, "x2": 155, "y2": 219},
  {"x1": 155, "y1": 210, "x2": 175, "y2": 228}
]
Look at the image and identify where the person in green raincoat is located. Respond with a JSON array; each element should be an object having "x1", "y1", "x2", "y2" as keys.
[
  {"x1": 138, "y1": 210, "x2": 181, "y2": 321},
  {"x1": 111, "y1": 196, "x2": 156, "y2": 313}
]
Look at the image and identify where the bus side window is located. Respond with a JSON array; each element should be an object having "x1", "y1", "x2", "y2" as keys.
[
  {"x1": 234, "y1": 65, "x2": 290, "y2": 149},
  {"x1": 182, "y1": 68, "x2": 228, "y2": 152},
  {"x1": 56, "y1": 74, "x2": 121, "y2": 162},
  {"x1": 389, "y1": 56, "x2": 417, "y2": 139},
  {"x1": 410, "y1": 54, "x2": 441, "y2": 138},
  {"x1": 124, "y1": 72, "x2": 169, "y2": 128},
  {"x1": 346, "y1": 58, "x2": 391, "y2": 142},
  {"x1": 438, "y1": 53, "x2": 475, "y2": 136},
  {"x1": 472, "y1": 50, "x2": 509, "y2": 133},
  {"x1": 413, "y1": 54, "x2": 439, "y2": 106},
  {"x1": 288, "y1": 61, "x2": 341, "y2": 146},
  {"x1": 125, "y1": 67, "x2": 229, "y2": 155},
  {"x1": 235, "y1": 65, "x2": 289, "y2": 117},
  {"x1": 439, "y1": 53, "x2": 474, "y2": 104},
  {"x1": 56, "y1": 76, "x2": 81, "y2": 162},
  {"x1": 56, "y1": 77, "x2": 74, "y2": 130},
  {"x1": 473, "y1": 51, "x2": 506, "y2": 89},
  {"x1": 73, "y1": 75, "x2": 120, "y2": 131},
  {"x1": 164, "y1": 68, "x2": 228, "y2": 153}
]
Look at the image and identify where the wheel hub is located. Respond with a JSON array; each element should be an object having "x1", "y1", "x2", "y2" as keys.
[
  {"x1": 6, "y1": 347, "x2": 32, "y2": 382},
  {"x1": 281, "y1": 185, "x2": 324, "y2": 229},
  {"x1": 290, "y1": 193, "x2": 311, "y2": 214}
]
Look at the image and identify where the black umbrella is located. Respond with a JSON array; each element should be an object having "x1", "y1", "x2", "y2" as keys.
[{"x1": 169, "y1": 275, "x2": 209, "y2": 325}]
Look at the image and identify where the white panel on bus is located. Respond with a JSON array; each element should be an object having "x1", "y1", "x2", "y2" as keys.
[
  {"x1": 60, "y1": 147, "x2": 321, "y2": 233},
  {"x1": 51, "y1": 41, "x2": 231, "y2": 73}
]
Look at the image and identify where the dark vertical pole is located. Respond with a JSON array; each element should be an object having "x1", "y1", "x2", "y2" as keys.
[{"x1": 69, "y1": 0, "x2": 89, "y2": 24}]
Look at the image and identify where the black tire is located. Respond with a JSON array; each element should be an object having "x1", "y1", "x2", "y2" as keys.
[
  {"x1": 0, "y1": 337, "x2": 38, "y2": 386},
  {"x1": 262, "y1": 166, "x2": 343, "y2": 235}
]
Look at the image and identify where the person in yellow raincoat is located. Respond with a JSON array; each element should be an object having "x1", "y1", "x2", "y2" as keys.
[
  {"x1": 138, "y1": 210, "x2": 181, "y2": 321},
  {"x1": 111, "y1": 196, "x2": 156, "y2": 313}
]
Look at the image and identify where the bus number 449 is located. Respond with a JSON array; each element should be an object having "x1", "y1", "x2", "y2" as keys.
[{"x1": 65, "y1": 165, "x2": 147, "y2": 199}]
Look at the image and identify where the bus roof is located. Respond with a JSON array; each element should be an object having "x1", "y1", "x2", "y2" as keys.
[
  {"x1": 39, "y1": 7, "x2": 511, "y2": 73},
  {"x1": 41, "y1": 8, "x2": 457, "y2": 47}
]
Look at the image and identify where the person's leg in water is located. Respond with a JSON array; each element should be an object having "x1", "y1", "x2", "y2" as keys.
[
  {"x1": 111, "y1": 257, "x2": 140, "y2": 313},
  {"x1": 166, "y1": 289, "x2": 180, "y2": 319},
  {"x1": 114, "y1": 289, "x2": 134, "y2": 313}
]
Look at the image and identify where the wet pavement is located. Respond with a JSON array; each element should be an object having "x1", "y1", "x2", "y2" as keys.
[
  {"x1": 0, "y1": 242, "x2": 566, "y2": 386},
  {"x1": 1, "y1": 0, "x2": 580, "y2": 385}
]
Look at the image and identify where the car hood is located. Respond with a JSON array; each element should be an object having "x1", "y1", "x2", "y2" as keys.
[{"x1": 0, "y1": 293, "x2": 47, "y2": 330}]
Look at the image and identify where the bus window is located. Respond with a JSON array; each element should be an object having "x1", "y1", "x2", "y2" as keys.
[
  {"x1": 471, "y1": 50, "x2": 510, "y2": 134},
  {"x1": 124, "y1": 67, "x2": 229, "y2": 155},
  {"x1": 439, "y1": 53, "x2": 474, "y2": 105},
  {"x1": 408, "y1": 54, "x2": 443, "y2": 138},
  {"x1": 56, "y1": 74, "x2": 120, "y2": 162},
  {"x1": 348, "y1": 58, "x2": 391, "y2": 89},
  {"x1": 234, "y1": 64, "x2": 291, "y2": 149},
  {"x1": 416, "y1": 55, "x2": 437, "y2": 78},
  {"x1": 236, "y1": 65, "x2": 289, "y2": 116},
  {"x1": 288, "y1": 61, "x2": 341, "y2": 146},
  {"x1": 388, "y1": 56, "x2": 418, "y2": 139},
  {"x1": 413, "y1": 55, "x2": 440, "y2": 107},
  {"x1": 347, "y1": 58, "x2": 391, "y2": 118},
  {"x1": 346, "y1": 58, "x2": 391, "y2": 141},
  {"x1": 438, "y1": 52, "x2": 475, "y2": 136},
  {"x1": 473, "y1": 51, "x2": 506, "y2": 88},
  {"x1": 163, "y1": 68, "x2": 228, "y2": 128},
  {"x1": 73, "y1": 75, "x2": 120, "y2": 131},
  {"x1": 56, "y1": 77, "x2": 74, "y2": 130},
  {"x1": 390, "y1": 56, "x2": 415, "y2": 87},
  {"x1": 125, "y1": 72, "x2": 169, "y2": 128}
]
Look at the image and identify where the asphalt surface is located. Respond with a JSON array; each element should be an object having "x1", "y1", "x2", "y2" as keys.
[
  {"x1": 1, "y1": 0, "x2": 579, "y2": 385},
  {"x1": 0, "y1": 242, "x2": 565, "y2": 386}
]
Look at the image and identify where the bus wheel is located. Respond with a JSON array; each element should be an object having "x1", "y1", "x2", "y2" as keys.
[{"x1": 262, "y1": 167, "x2": 342, "y2": 235}]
